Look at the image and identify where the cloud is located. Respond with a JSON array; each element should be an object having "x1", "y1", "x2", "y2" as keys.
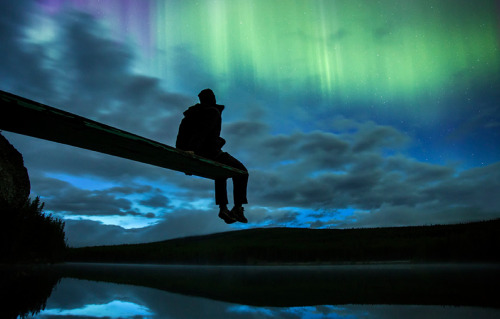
[
  {"x1": 48, "y1": 116, "x2": 500, "y2": 245},
  {"x1": 222, "y1": 117, "x2": 500, "y2": 228},
  {"x1": 139, "y1": 194, "x2": 171, "y2": 209},
  {"x1": 0, "y1": 0, "x2": 55, "y2": 97},
  {"x1": 50, "y1": 11, "x2": 192, "y2": 144},
  {"x1": 33, "y1": 176, "x2": 137, "y2": 216},
  {"x1": 352, "y1": 124, "x2": 409, "y2": 152},
  {"x1": 2, "y1": 2, "x2": 190, "y2": 143},
  {"x1": 65, "y1": 208, "x2": 232, "y2": 247}
]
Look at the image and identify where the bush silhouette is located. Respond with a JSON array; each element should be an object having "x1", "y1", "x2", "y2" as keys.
[{"x1": 0, "y1": 197, "x2": 67, "y2": 263}]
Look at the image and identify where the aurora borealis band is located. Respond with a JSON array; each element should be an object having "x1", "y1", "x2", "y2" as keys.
[
  {"x1": 2, "y1": 0, "x2": 500, "y2": 246},
  {"x1": 157, "y1": 0, "x2": 499, "y2": 103},
  {"x1": 40, "y1": 0, "x2": 499, "y2": 110}
]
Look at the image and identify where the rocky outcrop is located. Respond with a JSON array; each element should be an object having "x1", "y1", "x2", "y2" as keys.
[{"x1": 0, "y1": 132, "x2": 30, "y2": 209}]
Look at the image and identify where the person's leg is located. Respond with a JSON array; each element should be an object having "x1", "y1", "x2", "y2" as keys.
[
  {"x1": 215, "y1": 152, "x2": 249, "y2": 223},
  {"x1": 215, "y1": 178, "x2": 228, "y2": 207},
  {"x1": 215, "y1": 152, "x2": 248, "y2": 206},
  {"x1": 233, "y1": 172, "x2": 248, "y2": 206},
  {"x1": 215, "y1": 178, "x2": 236, "y2": 224}
]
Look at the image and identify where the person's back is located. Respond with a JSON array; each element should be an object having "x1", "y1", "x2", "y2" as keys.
[
  {"x1": 176, "y1": 102, "x2": 225, "y2": 158},
  {"x1": 176, "y1": 89, "x2": 249, "y2": 224}
]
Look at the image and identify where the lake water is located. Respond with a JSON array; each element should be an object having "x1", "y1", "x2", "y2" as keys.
[{"x1": 3, "y1": 263, "x2": 499, "y2": 318}]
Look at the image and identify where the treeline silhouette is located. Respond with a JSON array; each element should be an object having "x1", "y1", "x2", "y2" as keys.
[
  {"x1": 0, "y1": 197, "x2": 67, "y2": 263},
  {"x1": 68, "y1": 219, "x2": 500, "y2": 265}
]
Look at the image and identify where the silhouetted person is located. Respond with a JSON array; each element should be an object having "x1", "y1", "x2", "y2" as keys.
[{"x1": 176, "y1": 89, "x2": 248, "y2": 224}]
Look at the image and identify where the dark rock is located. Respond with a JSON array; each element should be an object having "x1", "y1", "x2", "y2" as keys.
[{"x1": 0, "y1": 132, "x2": 30, "y2": 209}]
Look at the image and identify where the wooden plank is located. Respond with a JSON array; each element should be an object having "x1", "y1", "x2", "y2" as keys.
[{"x1": 0, "y1": 90, "x2": 247, "y2": 180}]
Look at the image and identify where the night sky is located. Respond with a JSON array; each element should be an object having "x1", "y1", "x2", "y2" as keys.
[{"x1": 1, "y1": 0, "x2": 499, "y2": 247}]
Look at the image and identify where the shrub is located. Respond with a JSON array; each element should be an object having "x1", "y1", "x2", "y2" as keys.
[{"x1": 0, "y1": 197, "x2": 67, "y2": 263}]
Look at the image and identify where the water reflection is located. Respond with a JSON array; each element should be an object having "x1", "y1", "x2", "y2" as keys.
[
  {"x1": 4, "y1": 263, "x2": 499, "y2": 318},
  {"x1": 0, "y1": 266, "x2": 60, "y2": 319},
  {"x1": 41, "y1": 300, "x2": 153, "y2": 318},
  {"x1": 32, "y1": 278, "x2": 499, "y2": 319}
]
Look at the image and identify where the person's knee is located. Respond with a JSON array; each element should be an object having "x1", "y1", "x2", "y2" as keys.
[
  {"x1": 237, "y1": 161, "x2": 248, "y2": 172},
  {"x1": 236, "y1": 161, "x2": 248, "y2": 173},
  {"x1": 219, "y1": 152, "x2": 247, "y2": 171}
]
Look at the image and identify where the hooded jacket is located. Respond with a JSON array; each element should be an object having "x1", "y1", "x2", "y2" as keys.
[{"x1": 176, "y1": 103, "x2": 226, "y2": 158}]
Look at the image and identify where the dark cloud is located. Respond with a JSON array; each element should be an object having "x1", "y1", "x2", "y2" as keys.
[
  {"x1": 1, "y1": 3, "x2": 190, "y2": 144},
  {"x1": 424, "y1": 163, "x2": 500, "y2": 211},
  {"x1": 49, "y1": 11, "x2": 192, "y2": 144},
  {"x1": 223, "y1": 118, "x2": 500, "y2": 227},
  {"x1": 352, "y1": 125, "x2": 409, "y2": 152},
  {"x1": 60, "y1": 12, "x2": 133, "y2": 98},
  {"x1": 139, "y1": 194, "x2": 170, "y2": 209},
  {"x1": 0, "y1": 0, "x2": 55, "y2": 97},
  {"x1": 29, "y1": 174, "x2": 168, "y2": 219},
  {"x1": 10, "y1": 109, "x2": 500, "y2": 245},
  {"x1": 35, "y1": 177, "x2": 132, "y2": 216},
  {"x1": 65, "y1": 209, "x2": 231, "y2": 247},
  {"x1": 5, "y1": 134, "x2": 170, "y2": 182}
]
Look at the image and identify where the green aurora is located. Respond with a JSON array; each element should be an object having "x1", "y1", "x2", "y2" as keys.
[{"x1": 153, "y1": 0, "x2": 499, "y2": 113}]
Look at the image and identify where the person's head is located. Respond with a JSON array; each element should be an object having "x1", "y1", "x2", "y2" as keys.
[{"x1": 198, "y1": 88, "x2": 216, "y2": 104}]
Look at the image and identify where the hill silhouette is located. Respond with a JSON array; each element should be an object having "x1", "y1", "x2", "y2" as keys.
[{"x1": 67, "y1": 219, "x2": 500, "y2": 265}]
